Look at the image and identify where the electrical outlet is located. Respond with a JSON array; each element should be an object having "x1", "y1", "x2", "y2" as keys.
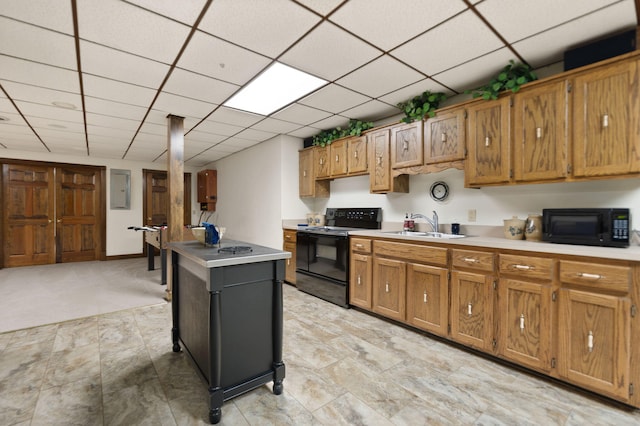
[{"x1": 468, "y1": 209, "x2": 477, "y2": 222}]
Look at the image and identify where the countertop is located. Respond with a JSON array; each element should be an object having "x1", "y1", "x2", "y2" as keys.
[
  {"x1": 348, "y1": 229, "x2": 640, "y2": 262},
  {"x1": 169, "y1": 239, "x2": 291, "y2": 268}
]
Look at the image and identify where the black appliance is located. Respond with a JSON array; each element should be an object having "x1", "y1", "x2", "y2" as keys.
[
  {"x1": 542, "y1": 208, "x2": 630, "y2": 248},
  {"x1": 296, "y1": 208, "x2": 382, "y2": 307}
]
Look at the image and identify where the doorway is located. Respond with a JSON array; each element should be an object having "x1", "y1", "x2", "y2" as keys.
[
  {"x1": 142, "y1": 169, "x2": 191, "y2": 227},
  {"x1": 1, "y1": 161, "x2": 105, "y2": 268}
]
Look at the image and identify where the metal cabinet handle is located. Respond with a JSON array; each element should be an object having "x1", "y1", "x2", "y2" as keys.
[
  {"x1": 463, "y1": 257, "x2": 478, "y2": 263},
  {"x1": 423, "y1": 291, "x2": 428, "y2": 303},
  {"x1": 355, "y1": 243, "x2": 364, "y2": 249},
  {"x1": 587, "y1": 331, "x2": 594, "y2": 352},
  {"x1": 377, "y1": 156, "x2": 382, "y2": 165},
  {"x1": 287, "y1": 259, "x2": 290, "y2": 266},
  {"x1": 402, "y1": 140, "x2": 408, "y2": 151},
  {"x1": 520, "y1": 314, "x2": 525, "y2": 333},
  {"x1": 303, "y1": 170, "x2": 307, "y2": 177},
  {"x1": 357, "y1": 275, "x2": 361, "y2": 285},
  {"x1": 335, "y1": 155, "x2": 339, "y2": 163},
  {"x1": 577, "y1": 272, "x2": 602, "y2": 280},
  {"x1": 467, "y1": 303, "x2": 472, "y2": 316},
  {"x1": 485, "y1": 136, "x2": 490, "y2": 147},
  {"x1": 513, "y1": 264, "x2": 532, "y2": 271},
  {"x1": 536, "y1": 127, "x2": 542, "y2": 139},
  {"x1": 602, "y1": 114, "x2": 609, "y2": 128},
  {"x1": 441, "y1": 133, "x2": 447, "y2": 143},
  {"x1": 385, "y1": 282, "x2": 390, "y2": 293},
  {"x1": 354, "y1": 151, "x2": 358, "y2": 159}
]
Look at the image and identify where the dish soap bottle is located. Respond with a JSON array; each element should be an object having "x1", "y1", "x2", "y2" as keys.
[{"x1": 403, "y1": 214, "x2": 415, "y2": 232}]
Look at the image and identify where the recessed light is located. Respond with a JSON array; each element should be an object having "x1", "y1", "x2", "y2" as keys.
[
  {"x1": 224, "y1": 62, "x2": 326, "y2": 116},
  {"x1": 48, "y1": 124, "x2": 67, "y2": 129},
  {"x1": 0, "y1": 116, "x2": 9, "y2": 122},
  {"x1": 52, "y1": 101, "x2": 77, "y2": 110}
]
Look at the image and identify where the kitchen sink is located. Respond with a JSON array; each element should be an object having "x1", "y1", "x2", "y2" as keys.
[{"x1": 383, "y1": 231, "x2": 466, "y2": 239}]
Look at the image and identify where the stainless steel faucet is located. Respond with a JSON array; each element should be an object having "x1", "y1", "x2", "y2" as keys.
[{"x1": 411, "y1": 211, "x2": 439, "y2": 233}]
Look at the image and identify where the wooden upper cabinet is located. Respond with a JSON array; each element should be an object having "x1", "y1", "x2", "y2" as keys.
[
  {"x1": 315, "y1": 145, "x2": 330, "y2": 179},
  {"x1": 368, "y1": 128, "x2": 409, "y2": 193},
  {"x1": 299, "y1": 148, "x2": 329, "y2": 198},
  {"x1": 329, "y1": 139, "x2": 348, "y2": 177},
  {"x1": 572, "y1": 58, "x2": 640, "y2": 177},
  {"x1": 347, "y1": 136, "x2": 368, "y2": 175},
  {"x1": 465, "y1": 97, "x2": 511, "y2": 186},
  {"x1": 513, "y1": 80, "x2": 569, "y2": 182},
  {"x1": 424, "y1": 108, "x2": 466, "y2": 164},
  {"x1": 391, "y1": 121, "x2": 423, "y2": 168},
  {"x1": 197, "y1": 169, "x2": 217, "y2": 207}
]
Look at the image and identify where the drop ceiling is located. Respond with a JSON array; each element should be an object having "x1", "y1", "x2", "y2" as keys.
[{"x1": 0, "y1": 0, "x2": 637, "y2": 167}]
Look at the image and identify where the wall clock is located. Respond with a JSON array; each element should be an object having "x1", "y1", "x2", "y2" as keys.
[{"x1": 430, "y1": 181, "x2": 449, "y2": 201}]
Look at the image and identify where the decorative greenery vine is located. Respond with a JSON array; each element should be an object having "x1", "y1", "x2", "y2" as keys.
[
  {"x1": 397, "y1": 90, "x2": 447, "y2": 123},
  {"x1": 311, "y1": 119, "x2": 374, "y2": 147},
  {"x1": 467, "y1": 60, "x2": 538, "y2": 100}
]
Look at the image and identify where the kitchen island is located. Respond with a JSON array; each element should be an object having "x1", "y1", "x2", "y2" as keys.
[{"x1": 169, "y1": 239, "x2": 290, "y2": 424}]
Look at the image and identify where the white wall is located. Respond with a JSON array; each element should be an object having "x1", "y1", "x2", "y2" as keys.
[{"x1": 1, "y1": 149, "x2": 199, "y2": 256}]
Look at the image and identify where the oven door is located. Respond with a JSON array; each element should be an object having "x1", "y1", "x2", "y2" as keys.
[{"x1": 296, "y1": 232, "x2": 348, "y2": 282}]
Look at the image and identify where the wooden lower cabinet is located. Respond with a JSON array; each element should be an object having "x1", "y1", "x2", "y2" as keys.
[
  {"x1": 350, "y1": 253, "x2": 372, "y2": 309},
  {"x1": 282, "y1": 230, "x2": 297, "y2": 285},
  {"x1": 406, "y1": 263, "x2": 449, "y2": 337},
  {"x1": 450, "y1": 270, "x2": 495, "y2": 352},
  {"x1": 372, "y1": 257, "x2": 406, "y2": 321}
]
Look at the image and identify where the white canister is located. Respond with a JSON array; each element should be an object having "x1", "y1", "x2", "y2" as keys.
[
  {"x1": 504, "y1": 216, "x2": 526, "y2": 240},
  {"x1": 314, "y1": 214, "x2": 326, "y2": 226}
]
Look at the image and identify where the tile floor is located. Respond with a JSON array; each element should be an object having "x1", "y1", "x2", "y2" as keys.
[{"x1": 1, "y1": 282, "x2": 640, "y2": 425}]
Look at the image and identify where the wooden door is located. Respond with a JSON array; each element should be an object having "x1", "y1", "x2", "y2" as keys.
[
  {"x1": 56, "y1": 166, "x2": 102, "y2": 263},
  {"x1": 372, "y1": 257, "x2": 406, "y2": 321},
  {"x1": 406, "y1": 263, "x2": 449, "y2": 337},
  {"x1": 2, "y1": 163, "x2": 55, "y2": 267},
  {"x1": 350, "y1": 253, "x2": 372, "y2": 309},
  {"x1": 513, "y1": 80, "x2": 568, "y2": 182},
  {"x1": 450, "y1": 270, "x2": 494, "y2": 351},
  {"x1": 573, "y1": 59, "x2": 640, "y2": 177},
  {"x1": 498, "y1": 278, "x2": 552, "y2": 371},
  {"x1": 391, "y1": 121, "x2": 423, "y2": 168},
  {"x1": 143, "y1": 170, "x2": 191, "y2": 227},
  {"x1": 557, "y1": 288, "x2": 630, "y2": 400},
  {"x1": 424, "y1": 108, "x2": 466, "y2": 164},
  {"x1": 466, "y1": 97, "x2": 511, "y2": 186}
]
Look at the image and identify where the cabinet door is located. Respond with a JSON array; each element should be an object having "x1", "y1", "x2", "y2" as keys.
[
  {"x1": 557, "y1": 288, "x2": 630, "y2": 400},
  {"x1": 369, "y1": 129, "x2": 391, "y2": 192},
  {"x1": 347, "y1": 136, "x2": 368, "y2": 174},
  {"x1": 329, "y1": 139, "x2": 348, "y2": 177},
  {"x1": 513, "y1": 80, "x2": 568, "y2": 182},
  {"x1": 283, "y1": 241, "x2": 296, "y2": 285},
  {"x1": 315, "y1": 146, "x2": 330, "y2": 179},
  {"x1": 350, "y1": 253, "x2": 372, "y2": 309},
  {"x1": 424, "y1": 109, "x2": 466, "y2": 164},
  {"x1": 372, "y1": 257, "x2": 406, "y2": 321},
  {"x1": 465, "y1": 97, "x2": 511, "y2": 186},
  {"x1": 406, "y1": 263, "x2": 449, "y2": 337},
  {"x1": 197, "y1": 169, "x2": 217, "y2": 204},
  {"x1": 450, "y1": 270, "x2": 494, "y2": 351},
  {"x1": 573, "y1": 59, "x2": 640, "y2": 176},
  {"x1": 299, "y1": 149, "x2": 314, "y2": 197},
  {"x1": 498, "y1": 279, "x2": 552, "y2": 372},
  {"x1": 391, "y1": 121, "x2": 423, "y2": 168}
]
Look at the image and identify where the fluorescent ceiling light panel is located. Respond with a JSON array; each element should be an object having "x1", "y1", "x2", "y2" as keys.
[{"x1": 224, "y1": 62, "x2": 326, "y2": 115}]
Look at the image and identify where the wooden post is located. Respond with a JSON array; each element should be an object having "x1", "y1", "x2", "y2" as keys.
[{"x1": 165, "y1": 114, "x2": 185, "y2": 301}]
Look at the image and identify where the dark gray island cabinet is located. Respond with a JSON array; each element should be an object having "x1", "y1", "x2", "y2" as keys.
[{"x1": 169, "y1": 240, "x2": 291, "y2": 424}]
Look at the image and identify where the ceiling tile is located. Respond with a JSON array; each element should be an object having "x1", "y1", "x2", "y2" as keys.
[
  {"x1": 163, "y1": 68, "x2": 239, "y2": 104},
  {"x1": 185, "y1": 130, "x2": 227, "y2": 144},
  {"x1": 336, "y1": 55, "x2": 424, "y2": 98},
  {"x1": 0, "y1": 56, "x2": 79, "y2": 93},
  {"x1": 177, "y1": 31, "x2": 272, "y2": 86},
  {"x1": 250, "y1": 118, "x2": 301, "y2": 134},
  {"x1": 0, "y1": 0, "x2": 74, "y2": 34},
  {"x1": 299, "y1": 84, "x2": 372, "y2": 113},
  {"x1": 339, "y1": 100, "x2": 400, "y2": 122},
  {"x1": 194, "y1": 119, "x2": 244, "y2": 137},
  {"x1": 279, "y1": 21, "x2": 381, "y2": 81},
  {"x1": 29, "y1": 117, "x2": 85, "y2": 133},
  {"x1": 391, "y1": 10, "x2": 504, "y2": 76},
  {"x1": 203, "y1": 106, "x2": 263, "y2": 128},
  {"x1": 477, "y1": 0, "x2": 623, "y2": 43},
  {"x1": 86, "y1": 114, "x2": 139, "y2": 132},
  {"x1": 199, "y1": 0, "x2": 322, "y2": 58},
  {"x1": 1, "y1": 80, "x2": 82, "y2": 110},
  {"x1": 153, "y1": 92, "x2": 217, "y2": 120},
  {"x1": 378, "y1": 78, "x2": 453, "y2": 107},
  {"x1": 294, "y1": 0, "x2": 344, "y2": 16},
  {"x1": 82, "y1": 74, "x2": 157, "y2": 107},
  {"x1": 433, "y1": 48, "x2": 517, "y2": 94},
  {"x1": 271, "y1": 103, "x2": 332, "y2": 125},
  {"x1": 84, "y1": 97, "x2": 148, "y2": 121},
  {"x1": 125, "y1": 0, "x2": 208, "y2": 26},
  {"x1": 76, "y1": 0, "x2": 190, "y2": 63},
  {"x1": 144, "y1": 110, "x2": 200, "y2": 131},
  {"x1": 14, "y1": 101, "x2": 84, "y2": 123},
  {"x1": 219, "y1": 137, "x2": 259, "y2": 149},
  {"x1": 80, "y1": 41, "x2": 170, "y2": 88},
  {"x1": 0, "y1": 17, "x2": 77, "y2": 69},
  {"x1": 287, "y1": 126, "x2": 321, "y2": 139},
  {"x1": 513, "y1": 1, "x2": 637, "y2": 68},
  {"x1": 309, "y1": 115, "x2": 351, "y2": 132},
  {"x1": 234, "y1": 128, "x2": 277, "y2": 142},
  {"x1": 331, "y1": 0, "x2": 467, "y2": 51},
  {"x1": 138, "y1": 121, "x2": 167, "y2": 136}
]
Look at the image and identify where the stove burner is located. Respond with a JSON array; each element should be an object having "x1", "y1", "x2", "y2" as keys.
[{"x1": 218, "y1": 246, "x2": 253, "y2": 254}]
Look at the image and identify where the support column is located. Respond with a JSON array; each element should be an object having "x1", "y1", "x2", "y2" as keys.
[{"x1": 165, "y1": 114, "x2": 185, "y2": 301}]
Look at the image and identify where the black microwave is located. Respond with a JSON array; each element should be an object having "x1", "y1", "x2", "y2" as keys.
[{"x1": 542, "y1": 208, "x2": 630, "y2": 248}]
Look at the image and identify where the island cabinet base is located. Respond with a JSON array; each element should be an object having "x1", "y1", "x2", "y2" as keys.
[{"x1": 171, "y1": 252, "x2": 285, "y2": 424}]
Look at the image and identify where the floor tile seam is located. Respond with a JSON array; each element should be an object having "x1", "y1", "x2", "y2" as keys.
[{"x1": 311, "y1": 390, "x2": 394, "y2": 424}]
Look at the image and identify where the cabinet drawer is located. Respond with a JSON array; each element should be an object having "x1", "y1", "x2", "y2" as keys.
[
  {"x1": 351, "y1": 238, "x2": 372, "y2": 254},
  {"x1": 374, "y1": 241, "x2": 447, "y2": 266},
  {"x1": 283, "y1": 230, "x2": 297, "y2": 242},
  {"x1": 499, "y1": 254, "x2": 554, "y2": 281},
  {"x1": 451, "y1": 249, "x2": 494, "y2": 272},
  {"x1": 559, "y1": 261, "x2": 631, "y2": 294}
]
